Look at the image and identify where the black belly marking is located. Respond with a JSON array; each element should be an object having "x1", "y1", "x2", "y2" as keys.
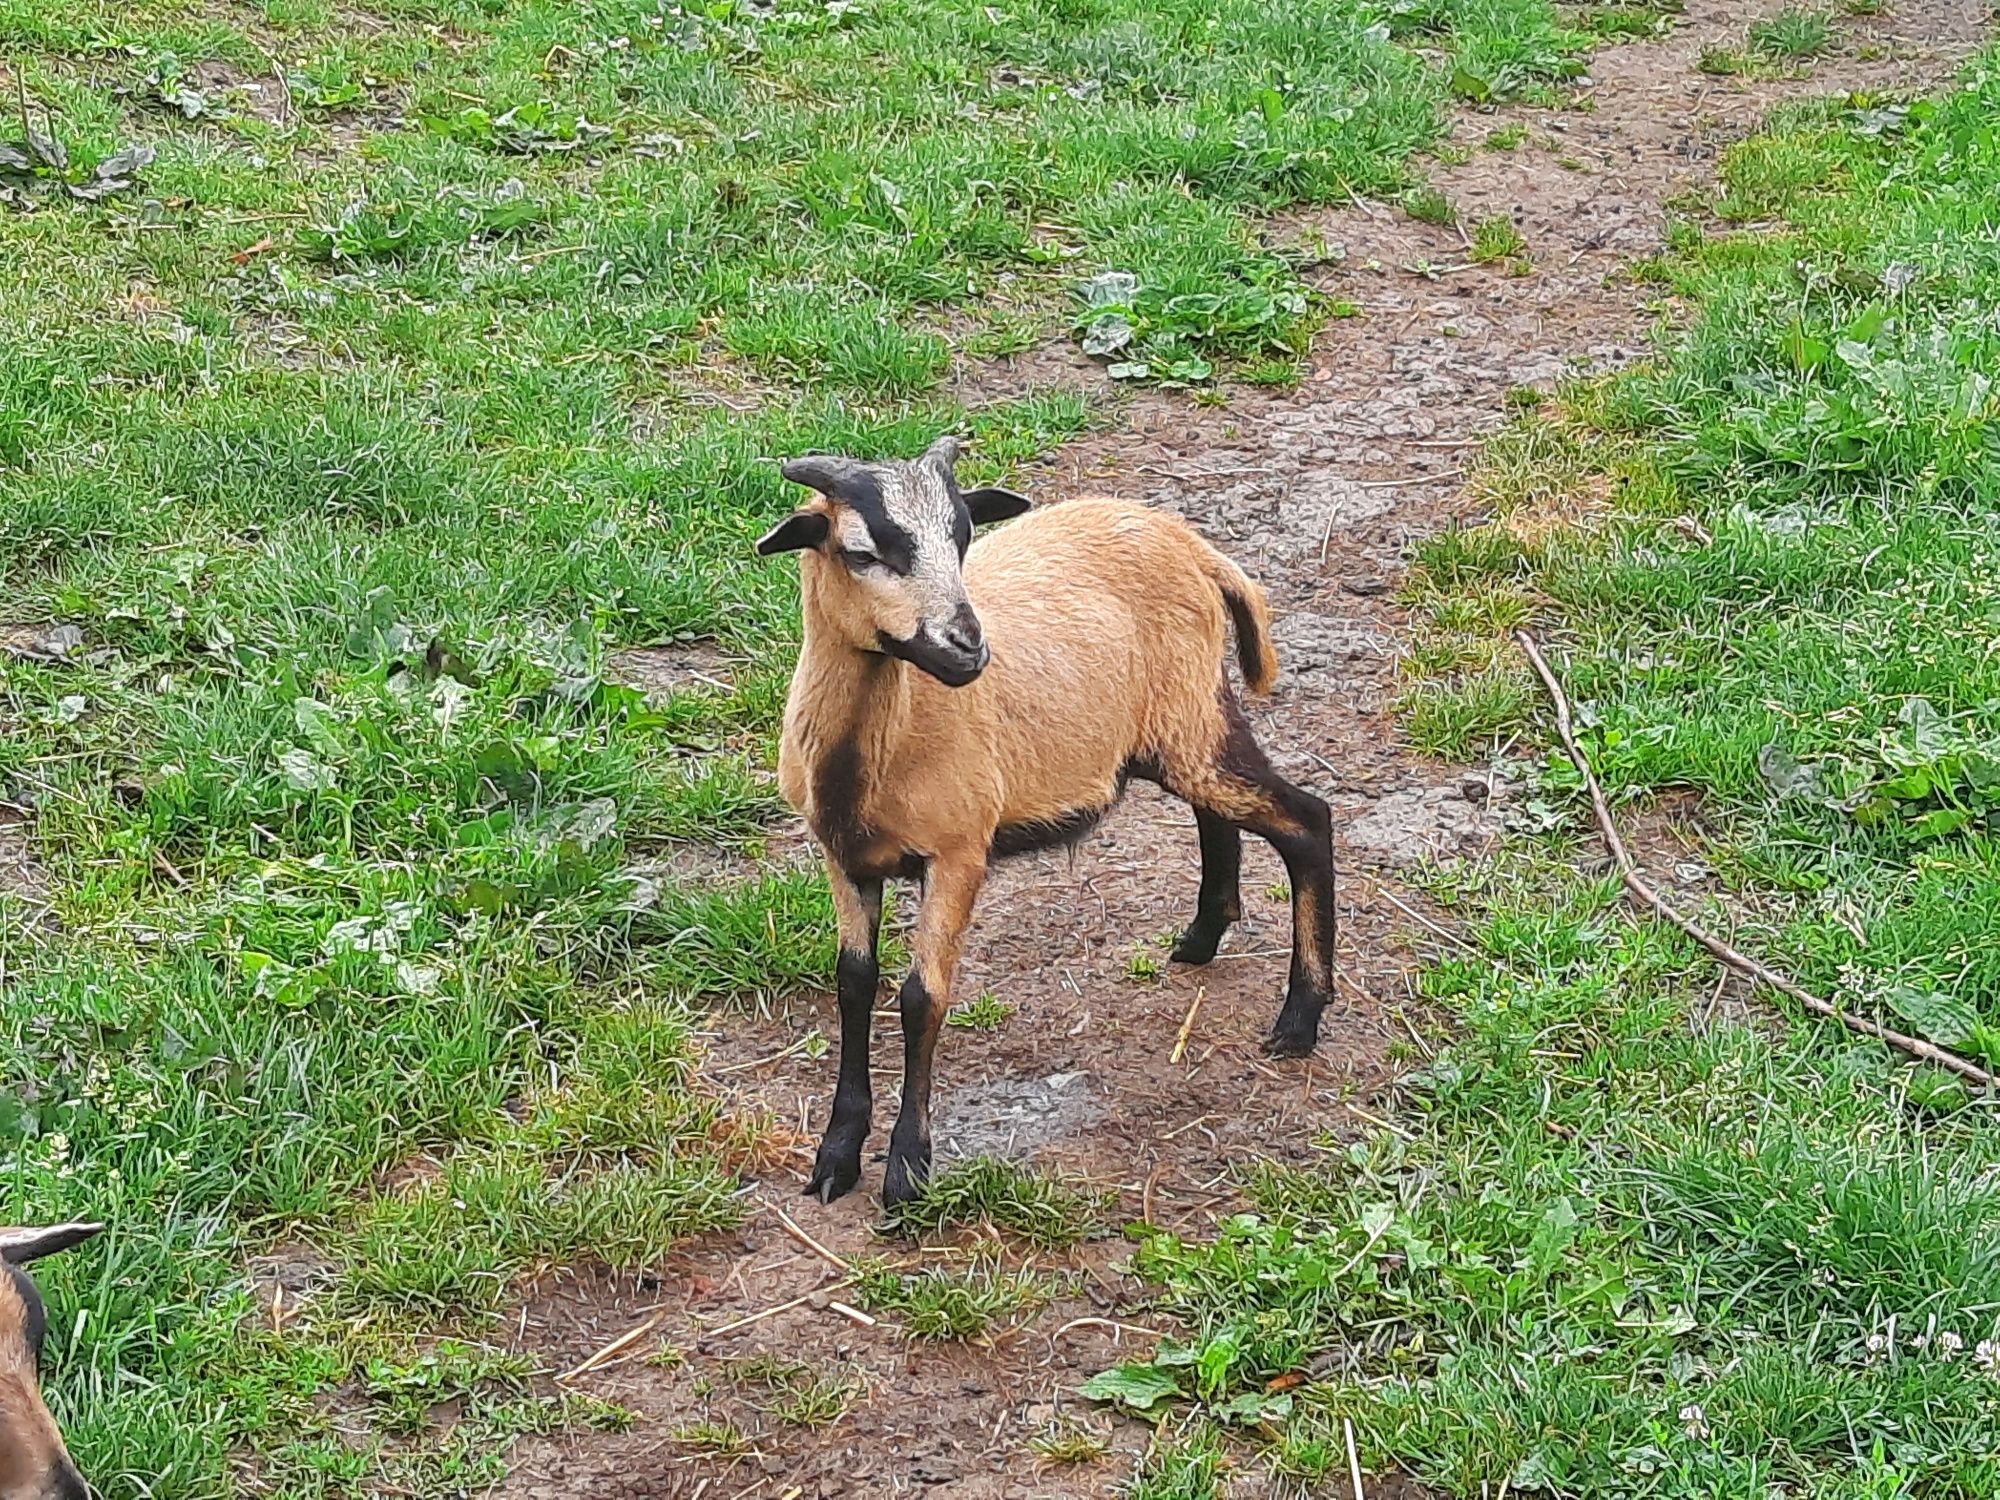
[
  {"x1": 990, "y1": 803, "x2": 1113, "y2": 860},
  {"x1": 988, "y1": 755, "x2": 1161, "y2": 863}
]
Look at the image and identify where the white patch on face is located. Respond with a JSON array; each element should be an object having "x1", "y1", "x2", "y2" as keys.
[{"x1": 846, "y1": 464, "x2": 973, "y2": 641}]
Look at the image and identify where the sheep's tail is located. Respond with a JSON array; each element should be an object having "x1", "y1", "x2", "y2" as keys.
[{"x1": 1197, "y1": 546, "x2": 1279, "y2": 696}]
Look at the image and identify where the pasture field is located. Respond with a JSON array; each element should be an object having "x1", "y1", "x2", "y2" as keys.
[
  {"x1": 1, "y1": 0, "x2": 1588, "y2": 1493},
  {"x1": 1118, "y1": 43, "x2": 2000, "y2": 1499},
  {"x1": 7, "y1": 0, "x2": 2000, "y2": 1497}
]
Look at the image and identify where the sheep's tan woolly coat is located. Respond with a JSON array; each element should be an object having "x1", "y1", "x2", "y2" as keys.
[
  {"x1": 778, "y1": 497, "x2": 1276, "y2": 871},
  {"x1": 0, "y1": 1273, "x2": 69, "y2": 1500}
]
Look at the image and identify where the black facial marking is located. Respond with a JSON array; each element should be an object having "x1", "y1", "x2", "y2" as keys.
[
  {"x1": 829, "y1": 469, "x2": 917, "y2": 574},
  {"x1": 876, "y1": 628, "x2": 986, "y2": 688},
  {"x1": 840, "y1": 547, "x2": 887, "y2": 575},
  {"x1": 857, "y1": 517, "x2": 917, "y2": 575},
  {"x1": 939, "y1": 470, "x2": 973, "y2": 559},
  {"x1": 7, "y1": 1261, "x2": 48, "y2": 1364}
]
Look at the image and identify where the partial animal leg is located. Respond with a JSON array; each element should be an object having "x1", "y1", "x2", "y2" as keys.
[
  {"x1": 1175, "y1": 698, "x2": 1336, "y2": 1057},
  {"x1": 806, "y1": 863, "x2": 884, "y2": 1203},
  {"x1": 883, "y1": 849, "x2": 987, "y2": 1207},
  {"x1": 1171, "y1": 808, "x2": 1242, "y2": 965}
]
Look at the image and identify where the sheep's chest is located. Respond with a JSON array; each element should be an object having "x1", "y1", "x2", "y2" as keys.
[{"x1": 786, "y1": 733, "x2": 922, "y2": 881}]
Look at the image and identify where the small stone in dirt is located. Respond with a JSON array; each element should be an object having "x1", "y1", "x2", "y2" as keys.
[
  {"x1": 1344, "y1": 780, "x2": 1514, "y2": 867},
  {"x1": 1341, "y1": 577, "x2": 1394, "y2": 596},
  {"x1": 935, "y1": 1070, "x2": 1103, "y2": 1160}
]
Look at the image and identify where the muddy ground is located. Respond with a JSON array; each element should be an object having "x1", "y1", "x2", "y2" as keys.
[{"x1": 495, "y1": 5, "x2": 1988, "y2": 1496}]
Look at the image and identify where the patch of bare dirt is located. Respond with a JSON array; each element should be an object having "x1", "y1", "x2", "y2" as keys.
[
  {"x1": 496, "y1": 5, "x2": 1986, "y2": 1496},
  {"x1": 607, "y1": 641, "x2": 740, "y2": 701},
  {"x1": 1, "y1": 623, "x2": 84, "y2": 662},
  {"x1": 0, "y1": 805, "x2": 50, "y2": 912},
  {"x1": 622, "y1": 829, "x2": 817, "y2": 893}
]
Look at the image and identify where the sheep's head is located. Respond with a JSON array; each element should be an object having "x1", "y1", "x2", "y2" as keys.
[
  {"x1": 760, "y1": 435, "x2": 1030, "y2": 688},
  {"x1": 0, "y1": 1224, "x2": 101, "y2": 1500}
]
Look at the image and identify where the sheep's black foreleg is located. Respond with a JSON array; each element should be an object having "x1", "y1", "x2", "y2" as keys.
[
  {"x1": 1171, "y1": 808, "x2": 1243, "y2": 965},
  {"x1": 806, "y1": 865, "x2": 883, "y2": 1204},
  {"x1": 883, "y1": 851, "x2": 986, "y2": 1208}
]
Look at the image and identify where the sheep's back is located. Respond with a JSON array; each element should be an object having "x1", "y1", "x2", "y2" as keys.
[{"x1": 947, "y1": 499, "x2": 1234, "y2": 818}]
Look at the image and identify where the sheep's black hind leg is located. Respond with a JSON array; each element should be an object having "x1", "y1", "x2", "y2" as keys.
[
  {"x1": 806, "y1": 865, "x2": 883, "y2": 1204},
  {"x1": 1171, "y1": 809, "x2": 1242, "y2": 965},
  {"x1": 1179, "y1": 698, "x2": 1337, "y2": 1057},
  {"x1": 1251, "y1": 782, "x2": 1337, "y2": 1057}
]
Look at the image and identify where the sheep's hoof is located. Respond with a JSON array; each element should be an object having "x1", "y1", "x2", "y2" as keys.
[
  {"x1": 805, "y1": 1144, "x2": 864, "y2": 1204},
  {"x1": 1170, "y1": 924, "x2": 1225, "y2": 966},
  {"x1": 1264, "y1": 1018, "x2": 1323, "y2": 1059},
  {"x1": 881, "y1": 1141, "x2": 931, "y2": 1209}
]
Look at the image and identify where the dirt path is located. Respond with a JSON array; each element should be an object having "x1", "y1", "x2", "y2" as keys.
[{"x1": 495, "y1": 6, "x2": 1984, "y2": 1496}]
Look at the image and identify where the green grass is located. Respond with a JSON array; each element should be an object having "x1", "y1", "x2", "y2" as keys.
[
  {"x1": 1748, "y1": 6, "x2": 1836, "y2": 59},
  {"x1": 1, "y1": 0, "x2": 1606, "y2": 1491},
  {"x1": 1702, "y1": 6, "x2": 1837, "y2": 77},
  {"x1": 1029, "y1": 1418, "x2": 1113, "y2": 1464},
  {"x1": 854, "y1": 1254, "x2": 1063, "y2": 1340},
  {"x1": 1086, "y1": 53, "x2": 2000, "y2": 1500},
  {"x1": 1469, "y1": 214, "x2": 1527, "y2": 263},
  {"x1": 945, "y1": 989, "x2": 1015, "y2": 1030},
  {"x1": 883, "y1": 1155, "x2": 1112, "y2": 1248},
  {"x1": 1130, "y1": 1425, "x2": 1230, "y2": 1499},
  {"x1": 1578, "y1": 4, "x2": 1680, "y2": 42},
  {"x1": 1401, "y1": 184, "x2": 1459, "y2": 225},
  {"x1": 724, "y1": 1353, "x2": 862, "y2": 1427}
]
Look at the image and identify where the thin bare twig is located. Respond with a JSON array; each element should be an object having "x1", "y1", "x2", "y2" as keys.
[
  {"x1": 1351, "y1": 869, "x2": 1480, "y2": 955},
  {"x1": 558, "y1": 1310, "x2": 663, "y2": 1381},
  {"x1": 701, "y1": 1280, "x2": 854, "y2": 1340},
  {"x1": 768, "y1": 1203, "x2": 849, "y2": 1272},
  {"x1": 1053, "y1": 1316, "x2": 1170, "y2": 1341},
  {"x1": 1169, "y1": 984, "x2": 1207, "y2": 1065},
  {"x1": 1345, "y1": 1416, "x2": 1368, "y2": 1500},
  {"x1": 253, "y1": 45, "x2": 293, "y2": 123},
  {"x1": 825, "y1": 1299, "x2": 876, "y2": 1327},
  {"x1": 1515, "y1": 629, "x2": 1998, "y2": 1089}
]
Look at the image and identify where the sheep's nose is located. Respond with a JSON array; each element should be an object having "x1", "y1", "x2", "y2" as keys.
[{"x1": 941, "y1": 606, "x2": 985, "y2": 658}]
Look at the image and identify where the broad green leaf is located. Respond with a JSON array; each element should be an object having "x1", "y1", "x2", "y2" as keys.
[{"x1": 1080, "y1": 1362, "x2": 1183, "y2": 1414}]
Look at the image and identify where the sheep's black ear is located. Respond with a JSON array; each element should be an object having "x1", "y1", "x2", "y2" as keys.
[
  {"x1": 0, "y1": 1223, "x2": 104, "y2": 1265},
  {"x1": 962, "y1": 487, "x2": 1031, "y2": 526},
  {"x1": 755, "y1": 510, "x2": 831, "y2": 556}
]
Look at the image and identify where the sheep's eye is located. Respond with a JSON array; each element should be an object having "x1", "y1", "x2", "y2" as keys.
[{"x1": 843, "y1": 549, "x2": 883, "y2": 572}]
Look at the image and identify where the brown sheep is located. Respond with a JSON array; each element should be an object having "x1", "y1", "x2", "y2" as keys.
[
  {"x1": 1, "y1": 1223, "x2": 102, "y2": 1500},
  {"x1": 758, "y1": 436, "x2": 1335, "y2": 1206}
]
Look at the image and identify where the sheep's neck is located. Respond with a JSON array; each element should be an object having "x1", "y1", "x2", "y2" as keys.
[{"x1": 795, "y1": 564, "x2": 910, "y2": 860}]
